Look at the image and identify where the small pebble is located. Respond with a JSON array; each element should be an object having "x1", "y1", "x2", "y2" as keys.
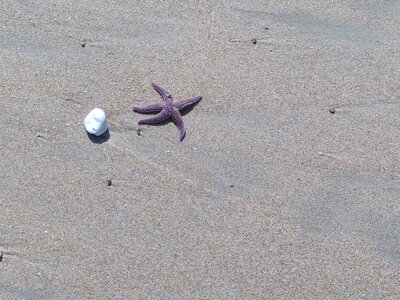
[
  {"x1": 251, "y1": 38, "x2": 257, "y2": 44},
  {"x1": 137, "y1": 129, "x2": 142, "y2": 136},
  {"x1": 329, "y1": 105, "x2": 336, "y2": 114},
  {"x1": 107, "y1": 179, "x2": 112, "y2": 186},
  {"x1": 0, "y1": 250, "x2": 3, "y2": 261},
  {"x1": 230, "y1": 184, "x2": 234, "y2": 188},
  {"x1": 81, "y1": 42, "x2": 86, "y2": 48}
]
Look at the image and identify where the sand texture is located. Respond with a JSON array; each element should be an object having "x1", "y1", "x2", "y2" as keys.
[{"x1": 1, "y1": 0, "x2": 400, "y2": 298}]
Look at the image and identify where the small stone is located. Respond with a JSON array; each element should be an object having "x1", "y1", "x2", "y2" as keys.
[
  {"x1": 230, "y1": 184, "x2": 234, "y2": 188},
  {"x1": 265, "y1": 27, "x2": 269, "y2": 30},
  {"x1": 0, "y1": 249, "x2": 3, "y2": 261},
  {"x1": 107, "y1": 179, "x2": 112, "y2": 186},
  {"x1": 36, "y1": 132, "x2": 44, "y2": 138},
  {"x1": 329, "y1": 105, "x2": 336, "y2": 114},
  {"x1": 84, "y1": 108, "x2": 108, "y2": 136},
  {"x1": 137, "y1": 129, "x2": 142, "y2": 136},
  {"x1": 251, "y1": 38, "x2": 257, "y2": 44},
  {"x1": 81, "y1": 42, "x2": 86, "y2": 48}
]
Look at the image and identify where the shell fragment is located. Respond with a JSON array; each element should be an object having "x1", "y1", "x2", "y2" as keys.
[{"x1": 84, "y1": 108, "x2": 108, "y2": 136}]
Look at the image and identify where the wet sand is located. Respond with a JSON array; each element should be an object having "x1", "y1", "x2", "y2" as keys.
[{"x1": 0, "y1": 0, "x2": 400, "y2": 298}]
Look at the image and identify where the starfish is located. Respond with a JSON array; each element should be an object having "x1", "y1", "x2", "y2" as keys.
[{"x1": 133, "y1": 82, "x2": 202, "y2": 141}]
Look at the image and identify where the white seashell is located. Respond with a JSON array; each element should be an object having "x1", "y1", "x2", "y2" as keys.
[{"x1": 84, "y1": 108, "x2": 108, "y2": 136}]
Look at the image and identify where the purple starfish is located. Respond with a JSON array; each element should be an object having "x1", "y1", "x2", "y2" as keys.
[{"x1": 133, "y1": 82, "x2": 202, "y2": 141}]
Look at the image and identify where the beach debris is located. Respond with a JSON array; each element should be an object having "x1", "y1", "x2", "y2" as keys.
[
  {"x1": 251, "y1": 38, "x2": 257, "y2": 44},
  {"x1": 107, "y1": 179, "x2": 112, "y2": 186},
  {"x1": 329, "y1": 105, "x2": 336, "y2": 114},
  {"x1": 84, "y1": 108, "x2": 108, "y2": 136},
  {"x1": 133, "y1": 82, "x2": 202, "y2": 141}
]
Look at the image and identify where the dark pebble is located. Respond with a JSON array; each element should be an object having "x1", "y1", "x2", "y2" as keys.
[
  {"x1": 136, "y1": 129, "x2": 142, "y2": 136},
  {"x1": 329, "y1": 105, "x2": 336, "y2": 114},
  {"x1": 107, "y1": 179, "x2": 112, "y2": 186},
  {"x1": 81, "y1": 42, "x2": 86, "y2": 48},
  {"x1": 0, "y1": 250, "x2": 3, "y2": 261},
  {"x1": 251, "y1": 38, "x2": 257, "y2": 44},
  {"x1": 230, "y1": 184, "x2": 234, "y2": 188}
]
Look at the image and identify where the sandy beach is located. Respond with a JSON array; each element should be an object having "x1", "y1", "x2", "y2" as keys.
[{"x1": 1, "y1": 0, "x2": 400, "y2": 298}]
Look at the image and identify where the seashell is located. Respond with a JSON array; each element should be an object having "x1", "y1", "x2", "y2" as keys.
[{"x1": 84, "y1": 108, "x2": 108, "y2": 136}]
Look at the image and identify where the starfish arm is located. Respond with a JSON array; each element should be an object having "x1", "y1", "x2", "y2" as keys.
[
  {"x1": 173, "y1": 96, "x2": 202, "y2": 110},
  {"x1": 152, "y1": 82, "x2": 172, "y2": 99},
  {"x1": 137, "y1": 109, "x2": 169, "y2": 125},
  {"x1": 133, "y1": 103, "x2": 163, "y2": 113},
  {"x1": 171, "y1": 109, "x2": 186, "y2": 141}
]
